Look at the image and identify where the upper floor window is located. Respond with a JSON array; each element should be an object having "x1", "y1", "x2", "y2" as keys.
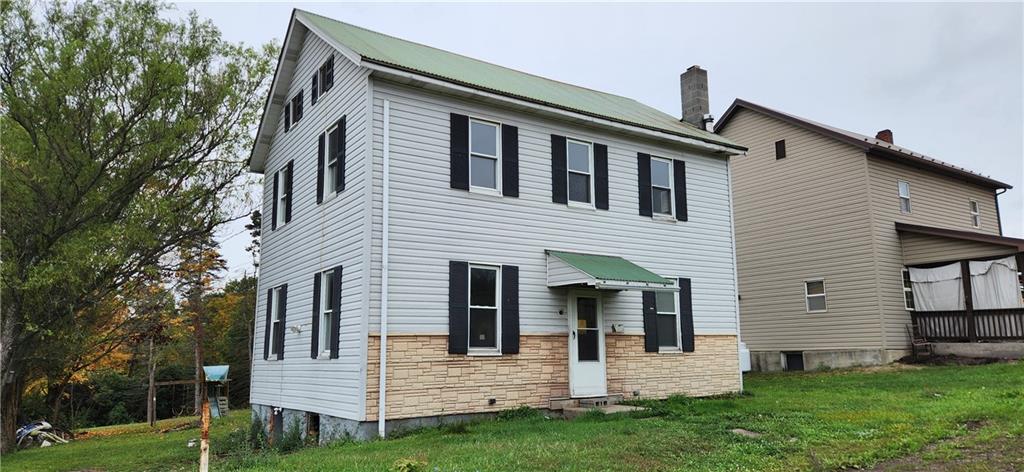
[
  {"x1": 898, "y1": 180, "x2": 912, "y2": 214},
  {"x1": 324, "y1": 121, "x2": 343, "y2": 195},
  {"x1": 805, "y1": 279, "x2": 827, "y2": 313},
  {"x1": 470, "y1": 118, "x2": 500, "y2": 190},
  {"x1": 567, "y1": 139, "x2": 593, "y2": 205},
  {"x1": 284, "y1": 91, "x2": 303, "y2": 132},
  {"x1": 655, "y1": 289, "x2": 679, "y2": 349},
  {"x1": 775, "y1": 140, "x2": 786, "y2": 159},
  {"x1": 469, "y1": 265, "x2": 500, "y2": 352},
  {"x1": 319, "y1": 56, "x2": 335, "y2": 95},
  {"x1": 651, "y1": 158, "x2": 674, "y2": 215},
  {"x1": 275, "y1": 165, "x2": 291, "y2": 228},
  {"x1": 902, "y1": 269, "x2": 915, "y2": 311},
  {"x1": 969, "y1": 200, "x2": 981, "y2": 228}
]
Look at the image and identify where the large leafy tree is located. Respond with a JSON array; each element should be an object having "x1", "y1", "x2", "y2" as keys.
[{"x1": 0, "y1": 0, "x2": 272, "y2": 450}]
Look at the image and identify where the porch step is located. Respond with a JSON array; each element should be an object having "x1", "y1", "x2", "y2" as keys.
[
  {"x1": 561, "y1": 404, "x2": 646, "y2": 420},
  {"x1": 548, "y1": 394, "x2": 624, "y2": 412}
]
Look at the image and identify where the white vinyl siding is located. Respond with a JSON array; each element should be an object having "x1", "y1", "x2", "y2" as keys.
[
  {"x1": 252, "y1": 32, "x2": 370, "y2": 421},
  {"x1": 368, "y1": 82, "x2": 739, "y2": 337}
]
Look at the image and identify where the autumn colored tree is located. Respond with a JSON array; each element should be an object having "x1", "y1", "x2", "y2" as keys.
[{"x1": 0, "y1": 0, "x2": 272, "y2": 450}]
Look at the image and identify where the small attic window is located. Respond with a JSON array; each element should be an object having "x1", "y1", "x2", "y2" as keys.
[{"x1": 775, "y1": 140, "x2": 786, "y2": 159}]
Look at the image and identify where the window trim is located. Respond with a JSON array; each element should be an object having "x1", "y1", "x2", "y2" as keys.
[
  {"x1": 275, "y1": 166, "x2": 289, "y2": 228},
  {"x1": 566, "y1": 138, "x2": 595, "y2": 207},
  {"x1": 467, "y1": 263, "x2": 501, "y2": 355},
  {"x1": 901, "y1": 269, "x2": 915, "y2": 312},
  {"x1": 898, "y1": 180, "x2": 912, "y2": 214},
  {"x1": 269, "y1": 286, "x2": 284, "y2": 360},
  {"x1": 969, "y1": 200, "x2": 981, "y2": 228},
  {"x1": 804, "y1": 278, "x2": 828, "y2": 313},
  {"x1": 317, "y1": 270, "x2": 334, "y2": 358},
  {"x1": 468, "y1": 117, "x2": 502, "y2": 194},
  {"x1": 655, "y1": 280, "x2": 682, "y2": 352},
  {"x1": 650, "y1": 156, "x2": 675, "y2": 216}
]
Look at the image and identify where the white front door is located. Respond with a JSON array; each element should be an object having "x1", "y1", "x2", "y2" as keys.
[{"x1": 568, "y1": 291, "x2": 607, "y2": 397}]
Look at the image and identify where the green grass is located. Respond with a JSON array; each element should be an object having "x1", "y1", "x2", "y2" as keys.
[{"x1": 5, "y1": 362, "x2": 1023, "y2": 471}]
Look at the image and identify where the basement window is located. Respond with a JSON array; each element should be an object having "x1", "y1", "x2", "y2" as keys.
[{"x1": 805, "y1": 279, "x2": 827, "y2": 313}]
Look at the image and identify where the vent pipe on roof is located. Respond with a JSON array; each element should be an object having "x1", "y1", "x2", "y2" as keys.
[
  {"x1": 681, "y1": 65, "x2": 710, "y2": 129},
  {"x1": 876, "y1": 129, "x2": 893, "y2": 144}
]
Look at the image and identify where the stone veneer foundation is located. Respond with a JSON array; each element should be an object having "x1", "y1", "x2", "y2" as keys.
[{"x1": 366, "y1": 333, "x2": 740, "y2": 421}]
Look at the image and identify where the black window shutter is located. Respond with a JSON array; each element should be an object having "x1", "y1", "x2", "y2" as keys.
[
  {"x1": 501, "y1": 124, "x2": 519, "y2": 197},
  {"x1": 323, "y1": 56, "x2": 334, "y2": 92},
  {"x1": 263, "y1": 288, "x2": 273, "y2": 360},
  {"x1": 551, "y1": 134, "x2": 567, "y2": 203},
  {"x1": 674, "y1": 160, "x2": 688, "y2": 221},
  {"x1": 316, "y1": 133, "x2": 325, "y2": 204},
  {"x1": 679, "y1": 278, "x2": 695, "y2": 352},
  {"x1": 335, "y1": 117, "x2": 346, "y2": 193},
  {"x1": 329, "y1": 265, "x2": 342, "y2": 359},
  {"x1": 284, "y1": 161, "x2": 294, "y2": 223},
  {"x1": 642, "y1": 291, "x2": 658, "y2": 352},
  {"x1": 284, "y1": 103, "x2": 291, "y2": 132},
  {"x1": 448, "y1": 261, "x2": 469, "y2": 354},
  {"x1": 310, "y1": 272, "x2": 321, "y2": 359},
  {"x1": 276, "y1": 284, "x2": 288, "y2": 360},
  {"x1": 293, "y1": 91, "x2": 303, "y2": 122},
  {"x1": 271, "y1": 171, "x2": 279, "y2": 230},
  {"x1": 450, "y1": 113, "x2": 469, "y2": 190},
  {"x1": 775, "y1": 140, "x2": 786, "y2": 159},
  {"x1": 501, "y1": 265, "x2": 520, "y2": 354},
  {"x1": 311, "y1": 74, "x2": 319, "y2": 105},
  {"x1": 637, "y1": 153, "x2": 652, "y2": 216},
  {"x1": 594, "y1": 143, "x2": 609, "y2": 210}
]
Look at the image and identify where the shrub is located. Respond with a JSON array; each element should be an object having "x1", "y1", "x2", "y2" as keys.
[
  {"x1": 276, "y1": 418, "x2": 304, "y2": 453},
  {"x1": 496, "y1": 405, "x2": 541, "y2": 421},
  {"x1": 391, "y1": 458, "x2": 427, "y2": 472},
  {"x1": 106, "y1": 403, "x2": 134, "y2": 425},
  {"x1": 248, "y1": 416, "x2": 267, "y2": 450}
]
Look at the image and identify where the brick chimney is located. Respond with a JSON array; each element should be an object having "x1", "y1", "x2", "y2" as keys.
[
  {"x1": 875, "y1": 129, "x2": 893, "y2": 144},
  {"x1": 681, "y1": 65, "x2": 712, "y2": 130}
]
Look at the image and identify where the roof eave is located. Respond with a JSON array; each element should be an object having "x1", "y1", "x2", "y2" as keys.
[
  {"x1": 364, "y1": 60, "x2": 747, "y2": 156},
  {"x1": 895, "y1": 222, "x2": 1024, "y2": 251}
]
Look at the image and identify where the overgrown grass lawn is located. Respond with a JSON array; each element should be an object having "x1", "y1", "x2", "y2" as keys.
[{"x1": 5, "y1": 362, "x2": 1023, "y2": 471}]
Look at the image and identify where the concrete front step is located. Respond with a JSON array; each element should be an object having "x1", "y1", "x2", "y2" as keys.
[
  {"x1": 561, "y1": 404, "x2": 646, "y2": 420},
  {"x1": 549, "y1": 394, "x2": 625, "y2": 411}
]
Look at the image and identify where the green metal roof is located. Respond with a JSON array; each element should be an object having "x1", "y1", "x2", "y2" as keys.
[
  {"x1": 547, "y1": 250, "x2": 672, "y2": 285},
  {"x1": 297, "y1": 10, "x2": 743, "y2": 151}
]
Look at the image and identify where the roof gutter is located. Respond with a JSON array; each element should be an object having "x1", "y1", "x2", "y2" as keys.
[{"x1": 361, "y1": 61, "x2": 746, "y2": 156}]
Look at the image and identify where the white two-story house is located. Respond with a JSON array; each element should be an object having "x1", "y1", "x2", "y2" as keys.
[{"x1": 249, "y1": 9, "x2": 748, "y2": 441}]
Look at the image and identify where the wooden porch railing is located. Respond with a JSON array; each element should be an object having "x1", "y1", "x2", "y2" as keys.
[{"x1": 912, "y1": 308, "x2": 1024, "y2": 342}]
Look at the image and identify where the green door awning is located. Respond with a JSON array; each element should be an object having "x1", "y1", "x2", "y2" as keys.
[{"x1": 546, "y1": 250, "x2": 677, "y2": 292}]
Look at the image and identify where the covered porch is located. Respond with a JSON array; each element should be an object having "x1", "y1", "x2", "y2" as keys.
[{"x1": 898, "y1": 223, "x2": 1024, "y2": 342}]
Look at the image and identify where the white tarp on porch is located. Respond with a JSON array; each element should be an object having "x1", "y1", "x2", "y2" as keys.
[
  {"x1": 969, "y1": 256, "x2": 1024, "y2": 309},
  {"x1": 909, "y1": 262, "x2": 964, "y2": 311}
]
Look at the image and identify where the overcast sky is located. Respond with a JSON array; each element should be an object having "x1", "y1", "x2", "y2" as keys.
[{"x1": 176, "y1": 2, "x2": 1024, "y2": 281}]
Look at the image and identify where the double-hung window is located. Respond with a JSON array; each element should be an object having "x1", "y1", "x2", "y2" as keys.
[
  {"x1": 902, "y1": 269, "x2": 915, "y2": 311},
  {"x1": 655, "y1": 289, "x2": 680, "y2": 350},
  {"x1": 275, "y1": 166, "x2": 290, "y2": 228},
  {"x1": 319, "y1": 56, "x2": 334, "y2": 95},
  {"x1": 969, "y1": 200, "x2": 980, "y2": 228},
  {"x1": 567, "y1": 139, "x2": 593, "y2": 205},
  {"x1": 805, "y1": 279, "x2": 827, "y2": 313},
  {"x1": 651, "y1": 157, "x2": 674, "y2": 215},
  {"x1": 898, "y1": 180, "x2": 912, "y2": 214},
  {"x1": 468, "y1": 265, "x2": 500, "y2": 352},
  {"x1": 469, "y1": 119, "x2": 500, "y2": 190},
  {"x1": 269, "y1": 286, "x2": 284, "y2": 357},
  {"x1": 324, "y1": 122, "x2": 341, "y2": 194},
  {"x1": 318, "y1": 270, "x2": 335, "y2": 357}
]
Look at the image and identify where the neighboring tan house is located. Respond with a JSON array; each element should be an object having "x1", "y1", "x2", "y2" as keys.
[
  {"x1": 248, "y1": 9, "x2": 748, "y2": 441},
  {"x1": 716, "y1": 99, "x2": 1023, "y2": 372}
]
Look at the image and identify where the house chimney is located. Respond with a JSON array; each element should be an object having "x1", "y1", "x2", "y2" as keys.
[
  {"x1": 681, "y1": 65, "x2": 711, "y2": 129},
  {"x1": 875, "y1": 129, "x2": 893, "y2": 144}
]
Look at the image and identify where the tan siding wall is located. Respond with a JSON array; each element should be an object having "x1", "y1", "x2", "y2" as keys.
[
  {"x1": 719, "y1": 109, "x2": 882, "y2": 352},
  {"x1": 865, "y1": 156, "x2": 1002, "y2": 347},
  {"x1": 900, "y1": 232, "x2": 1017, "y2": 265}
]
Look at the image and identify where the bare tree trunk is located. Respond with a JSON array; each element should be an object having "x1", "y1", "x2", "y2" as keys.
[
  {"x1": 195, "y1": 303, "x2": 211, "y2": 472},
  {"x1": 147, "y1": 337, "x2": 156, "y2": 427},
  {"x1": 1, "y1": 320, "x2": 25, "y2": 453},
  {"x1": 192, "y1": 292, "x2": 202, "y2": 416}
]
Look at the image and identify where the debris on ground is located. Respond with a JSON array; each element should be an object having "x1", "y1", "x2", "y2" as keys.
[
  {"x1": 730, "y1": 428, "x2": 762, "y2": 438},
  {"x1": 897, "y1": 354, "x2": 1013, "y2": 366}
]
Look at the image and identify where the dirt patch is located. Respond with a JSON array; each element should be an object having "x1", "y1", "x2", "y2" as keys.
[
  {"x1": 897, "y1": 354, "x2": 1013, "y2": 366},
  {"x1": 860, "y1": 425, "x2": 1024, "y2": 472}
]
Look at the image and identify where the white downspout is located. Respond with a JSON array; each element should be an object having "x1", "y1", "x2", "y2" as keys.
[
  {"x1": 726, "y1": 155, "x2": 744, "y2": 392},
  {"x1": 377, "y1": 99, "x2": 391, "y2": 438}
]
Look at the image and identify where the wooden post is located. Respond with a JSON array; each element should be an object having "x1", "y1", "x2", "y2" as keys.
[
  {"x1": 147, "y1": 337, "x2": 156, "y2": 427},
  {"x1": 961, "y1": 260, "x2": 976, "y2": 341}
]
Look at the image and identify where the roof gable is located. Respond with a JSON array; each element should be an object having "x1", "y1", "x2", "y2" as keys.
[
  {"x1": 250, "y1": 10, "x2": 744, "y2": 171},
  {"x1": 715, "y1": 99, "x2": 1011, "y2": 190}
]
